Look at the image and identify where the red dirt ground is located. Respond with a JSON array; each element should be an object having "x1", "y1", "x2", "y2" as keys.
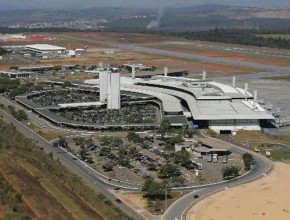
[
  {"x1": 133, "y1": 58, "x2": 255, "y2": 75},
  {"x1": 0, "y1": 166, "x2": 40, "y2": 218},
  {"x1": 0, "y1": 66, "x2": 10, "y2": 70}
]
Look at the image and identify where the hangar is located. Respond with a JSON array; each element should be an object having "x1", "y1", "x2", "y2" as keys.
[{"x1": 25, "y1": 44, "x2": 66, "y2": 54}]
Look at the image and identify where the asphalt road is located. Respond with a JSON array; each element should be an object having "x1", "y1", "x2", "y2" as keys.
[
  {"x1": 0, "y1": 96, "x2": 57, "y2": 130},
  {"x1": 0, "y1": 95, "x2": 273, "y2": 220},
  {"x1": 162, "y1": 135, "x2": 272, "y2": 220}
]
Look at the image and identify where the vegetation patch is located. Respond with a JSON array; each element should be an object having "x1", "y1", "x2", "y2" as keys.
[
  {"x1": 271, "y1": 149, "x2": 290, "y2": 161},
  {"x1": 234, "y1": 130, "x2": 290, "y2": 145},
  {"x1": 172, "y1": 28, "x2": 290, "y2": 49},
  {"x1": 222, "y1": 165, "x2": 240, "y2": 180},
  {"x1": 0, "y1": 120, "x2": 133, "y2": 220},
  {"x1": 243, "y1": 153, "x2": 254, "y2": 171}
]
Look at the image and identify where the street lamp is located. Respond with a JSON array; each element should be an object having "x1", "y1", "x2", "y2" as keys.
[
  {"x1": 164, "y1": 185, "x2": 168, "y2": 211},
  {"x1": 164, "y1": 177, "x2": 172, "y2": 211}
]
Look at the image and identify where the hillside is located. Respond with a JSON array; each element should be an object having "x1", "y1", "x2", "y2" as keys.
[{"x1": 0, "y1": 120, "x2": 132, "y2": 220}]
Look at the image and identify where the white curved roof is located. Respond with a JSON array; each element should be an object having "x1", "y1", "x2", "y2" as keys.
[
  {"x1": 131, "y1": 83, "x2": 274, "y2": 121},
  {"x1": 121, "y1": 86, "x2": 183, "y2": 114},
  {"x1": 26, "y1": 44, "x2": 66, "y2": 51}
]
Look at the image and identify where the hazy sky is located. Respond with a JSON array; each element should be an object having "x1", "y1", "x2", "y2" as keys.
[{"x1": 1, "y1": 0, "x2": 289, "y2": 10}]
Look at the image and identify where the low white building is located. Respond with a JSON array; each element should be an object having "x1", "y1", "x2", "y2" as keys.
[{"x1": 25, "y1": 44, "x2": 66, "y2": 54}]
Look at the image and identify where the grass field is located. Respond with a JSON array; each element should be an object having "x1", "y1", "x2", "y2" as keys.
[
  {"x1": 257, "y1": 34, "x2": 290, "y2": 40},
  {"x1": 270, "y1": 149, "x2": 290, "y2": 161},
  {"x1": 234, "y1": 130, "x2": 290, "y2": 145},
  {"x1": 0, "y1": 121, "x2": 133, "y2": 220}
]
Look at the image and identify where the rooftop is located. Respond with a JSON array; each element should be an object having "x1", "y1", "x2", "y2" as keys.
[{"x1": 26, "y1": 44, "x2": 66, "y2": 51}]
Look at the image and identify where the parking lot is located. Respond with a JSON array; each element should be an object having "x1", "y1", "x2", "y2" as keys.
[
  {"x1": 56, "y1": 104, "x2": 158, "y2": 125},
  {"x1": 63, "y1": 131, "x2": 245, "y2": 187},
  {"x1": 29, "y1": 89, "x2": 99, "y2": 106}
]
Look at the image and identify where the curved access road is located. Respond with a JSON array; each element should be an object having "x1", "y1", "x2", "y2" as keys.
[{"x1": 162, "y1": 135, "x2": 272, "y2": 220}]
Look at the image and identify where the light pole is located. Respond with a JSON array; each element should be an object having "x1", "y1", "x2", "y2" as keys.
[{"x1": 165, "y1": 185, "x2": 167, "y2": 211}]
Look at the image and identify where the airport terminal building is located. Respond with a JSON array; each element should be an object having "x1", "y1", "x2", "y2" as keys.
[
  {"x1": 85, "y1": 75, "x2": 274, "y2": 133},
  {"x1": 15, "y1": 72, "x2": 274, "y2": 133}
]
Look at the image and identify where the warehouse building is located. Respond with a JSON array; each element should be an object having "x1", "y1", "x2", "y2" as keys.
[{"x1": 25, "y1": 44, "x2": 66, "y2": 54}]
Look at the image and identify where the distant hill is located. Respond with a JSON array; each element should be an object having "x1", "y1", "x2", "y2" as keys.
[{"x1": 1, "y1": 5, "x2": 290, "y2": 31}]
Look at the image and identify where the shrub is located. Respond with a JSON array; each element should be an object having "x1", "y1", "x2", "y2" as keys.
[{"x1": 222, "y1": 165, "x2": 240, "y2": 180}]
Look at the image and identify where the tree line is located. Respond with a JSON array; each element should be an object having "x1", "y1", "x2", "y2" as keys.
[{"x1": 170, "y1": 28, "x2": 290, "y2": 49}]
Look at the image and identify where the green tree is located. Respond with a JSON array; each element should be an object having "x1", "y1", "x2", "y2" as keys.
[
  {"x1": 164, "y1": 136, "x2": 184, "y2": 151},
  {"x1": 159, "y1": 163, "x2": 181, "y2": 179},
  {"x1": 171, "y1": 176, "x2": 186, "y2": 187},
  {"x1": 58, "y1": 136, "x2": 67, "y2": 147},
  {"x1": 142, "y1": 177, "x2": 171, "y2": 201},
  {"x1": 174, "y1": 148, "x2": 191, "y2": 165},
  {"x1": 52, "y1": 65, "x2": 62, "y2": 71},
  {"x1": 99, "y1": 136, "x2": 111, "y2": 146},
  {"x1": 102, "y1": 163, "x2": 113, "y2": 172},
  {"x1": 15, "y1": 193, "x2": 22, "y2": 203},
  {"x1": 222, "y1": 166, "x2": 240, "y2": 180},
  {"x1": 0, "y1": 48, "x2": 8, "y2": 55},
  {"x1": 0, "y1": 78, "x2": 20, "y2": 93},
  {"x1": 126, "y1": 131, "x2": 142, "y2": 143},
  {"x1": 158, "y1": 120, "x2": 171, "y2": 137},
  {"x1": 99, "y1": 147, "x2": 111, "y2": 156},
  {"x1": 16, "y1": 110, "x2": 28, "y2": 121},
  {"x1": 185, "y1": 128, "x2": 196, "y2": 138},
  {"x1": 62, "y1": 81, "x2": 72, "y2": 88},
  {"x1": 110, "y1": 137, "x2": 123, "y2": 148},
  {"x1": 243, "y1": 153, "x2": 254, "y2": 171},
  {"x1": 79, "y1": 146, "x2": 89, "y2": 160}
]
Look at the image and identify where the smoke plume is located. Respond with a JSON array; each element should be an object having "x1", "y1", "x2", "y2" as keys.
[{"x1": 147, "y1": 8, "x2": 164, "y2": 29}]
